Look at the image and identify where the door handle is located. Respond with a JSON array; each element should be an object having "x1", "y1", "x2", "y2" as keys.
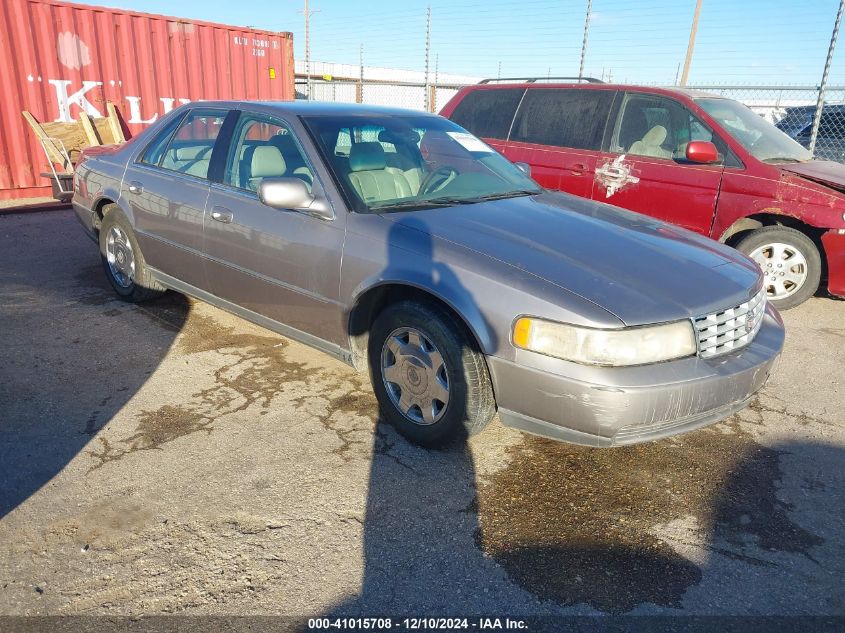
[
  {"x1": 210, "y1": 206, "x2": 234, "y2": 224},
  {"x1": 127, "y1": 181, "x2": 143, "y2": 194},
  {"x1": 571, "y1": 162, "x2": 587, "y2": 175}
]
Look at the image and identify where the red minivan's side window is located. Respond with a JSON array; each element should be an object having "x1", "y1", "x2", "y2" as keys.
[
  {"x1": 448, "y1": 88, "x2": 525, "y2": 147},
  {"x1": 509, "y1": 89, "x2": 614, "y2": 150}
]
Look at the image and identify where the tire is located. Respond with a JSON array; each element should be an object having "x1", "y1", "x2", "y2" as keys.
[
  {"x1": 368, "y1": 300, "x2": 496, "y2": 447},
  {"x1": 735, "y1": 225, "x2": 821, "y2": 310},
  {"x1": 98, "y1": 205, "x2": 165, "y2": 303}
]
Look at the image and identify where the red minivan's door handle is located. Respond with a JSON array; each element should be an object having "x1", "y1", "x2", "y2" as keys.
[{"x1": 571, "y1": 162, "x2": 587, "y2": 176}]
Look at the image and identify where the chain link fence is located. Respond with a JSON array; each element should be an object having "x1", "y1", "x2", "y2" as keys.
[
  {"x1": 295, "y1": 78, "x2": 466, "y2": 114},
  {"x1": 296, "y1": 78, "x2": 845, "y2": 163}
]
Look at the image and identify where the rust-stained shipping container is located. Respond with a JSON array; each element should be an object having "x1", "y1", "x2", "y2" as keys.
[{"x1": 0, "y1": 0, "x2": 295, "y2": 200}]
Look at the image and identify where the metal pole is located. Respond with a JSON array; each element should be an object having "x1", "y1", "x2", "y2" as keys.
[
  {"x1": 578, "y1": 0, "x2": 592, "y2": 79},
  {"x1": 424, "y1": 7, "x2": 432, "y2": 112},
  {"x1": 810, "y1": 0, "x2": 845, "y2": 154},
  {"x1": 301, "y1": 0, "x2": 319, "y2": 100},
  {"x1": 358, "y1": 43, "x2": 364, "y2": 104},
  {"x1": 680, "y1": 0, "x2": 702, "y2": 86},
  {"x1": 304, "y1": 0, "x2": 310, "y2": 99}
]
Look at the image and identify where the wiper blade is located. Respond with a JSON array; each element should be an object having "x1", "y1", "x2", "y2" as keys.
[
  {"x1": 369, "y1": 189, "x2": 540, "y2": 212},
  {"x1": 762, "y1": 157, "x2": 802, "y2": 164},
  {"x1": 369, "y1": 199, "x2": 458, "y2": 211},
  {"x1": 465, "y1": 189, "x2": 541, "y2": 201}
]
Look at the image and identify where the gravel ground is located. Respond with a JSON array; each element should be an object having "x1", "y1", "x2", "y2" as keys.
[{"x1": 0, "y1": 209, "x2": 843, "y2": 622}]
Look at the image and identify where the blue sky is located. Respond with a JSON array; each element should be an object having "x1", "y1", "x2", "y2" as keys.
[{"x1": 81, "y1": 0, "x2": 845, "y2": 85}]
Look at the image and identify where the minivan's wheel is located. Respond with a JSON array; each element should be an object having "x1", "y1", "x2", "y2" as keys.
[
  {"x1": 368, "y1": 300, "x2": 495, "y2": 447},
  {"x1": 99, "y1": 205, "x2": 165, "y2": 302},
  {"x1": 735, "y1": 226, "x2": 821, "y2": 310}
]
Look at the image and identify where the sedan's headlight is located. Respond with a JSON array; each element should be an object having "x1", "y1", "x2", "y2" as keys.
[{"x1": 512, "y1": 317, "x2": 697, "y2": 366}]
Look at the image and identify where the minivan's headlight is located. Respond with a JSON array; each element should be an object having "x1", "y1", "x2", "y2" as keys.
[{"x1": 512, "y1": 317, "x2": 697, "y2": 366}]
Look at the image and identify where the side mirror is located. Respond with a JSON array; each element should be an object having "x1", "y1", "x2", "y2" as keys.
[
  {"x1": 514, "y1": 161, "x2": 532, "y2": 176},
  {"x1": 258, "y1": 177, "x2": 333, "y2": 220},
  {"x1": 685, "y1": 141, "x2": 720, "y2": 164}
]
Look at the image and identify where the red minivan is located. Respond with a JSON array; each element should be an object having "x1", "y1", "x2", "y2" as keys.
[{"x1": 442, "y1": 81, "x2": 845, "y2": 309}]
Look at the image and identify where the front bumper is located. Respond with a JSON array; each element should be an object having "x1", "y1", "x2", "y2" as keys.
[
  {"x1": 822, "y1": 229, "x2": 845, "y2": 298},
  {"x1": 487, "y1": 306, "x2": 785, "y2": 447}
]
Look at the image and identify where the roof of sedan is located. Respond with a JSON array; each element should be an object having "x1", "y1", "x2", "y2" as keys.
[{"x1": 222, "y1": 100, "x2": 441, "y2": 117}]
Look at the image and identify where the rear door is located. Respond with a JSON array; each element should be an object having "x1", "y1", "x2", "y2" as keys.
[
  {"x1": 122, "y1": 107, "x2": 229, "y2": 289},
  {"x1": 202, "y1": 111, "x2": 347, "y2": 345},
  {"x1": 592, "y1": 92, "x2": 725, "y2": 234},
  {"x1": 506, "y1": 88, "x2": 616, "y2": 197}
]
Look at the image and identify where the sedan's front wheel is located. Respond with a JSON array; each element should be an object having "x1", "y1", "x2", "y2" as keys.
[{"x1": 368, "y1": 300, "x2": 495, "y2": 447}]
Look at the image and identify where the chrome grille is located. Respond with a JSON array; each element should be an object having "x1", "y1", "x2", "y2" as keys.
[{"x1": 693, "y1": 288, "x2": 767, "y2": 359}]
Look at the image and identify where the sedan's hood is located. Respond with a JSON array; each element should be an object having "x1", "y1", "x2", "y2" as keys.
[
  {"x1": 386, "y1": 192, "x2": 761, "y2": 326},
  {"x1": 779, "y1": 160, "x2": 845, "y2": 193}
]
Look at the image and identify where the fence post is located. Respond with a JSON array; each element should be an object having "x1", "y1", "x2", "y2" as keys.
[
  {"x1": 579, "y1": 0, "x2": 592, "y2": 79},
  {"x1": 811, "y1": 0, "x2": 845, "y2": 154},
  {"x1": 357, "y1": 43, "x2": 364, "y2": 104},
  {"x1": 424, "y1": 7, "x2": 432, "y2": 112}
]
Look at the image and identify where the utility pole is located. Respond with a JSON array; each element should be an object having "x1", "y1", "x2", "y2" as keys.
[
  {"x1": 300, "y1": 0, "x2": 320, "y2": 100},
  {"x1": 679, "y1": 0, "x2": 702, "y2": 86},
  {"x1": 578, "y1": 0, "x2": 592, "y2": 79},
  {"x1": 497, "y1": 60, "x2": 502, "y2": 80},
  {"x1": 424, "y1": 6, "x2": 432, "y2": 112},
  {"x1": 810, "y1": 0, "x2": 845, "y2": 154}
]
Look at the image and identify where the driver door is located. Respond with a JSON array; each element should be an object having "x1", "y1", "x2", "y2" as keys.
[{"x1": 591, "y1": 92, "x2": 725, "y2": 235}]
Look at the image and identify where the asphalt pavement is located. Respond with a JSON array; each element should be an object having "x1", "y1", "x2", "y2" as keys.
[{"x1": 1, "y1": 209, "x2": 843, "y2": 621}]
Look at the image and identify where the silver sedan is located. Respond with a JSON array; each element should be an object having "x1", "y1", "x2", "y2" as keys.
[{"x1": 72, "y1": 101, "x2": 784, "y2": 447}]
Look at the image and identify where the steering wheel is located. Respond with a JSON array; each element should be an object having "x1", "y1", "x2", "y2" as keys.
[{"x1": 419, "y1": 166, "x2": 458, "y2": 195}]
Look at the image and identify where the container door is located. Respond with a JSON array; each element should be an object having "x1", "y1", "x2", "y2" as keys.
[
  {"x1": 202, "y1": 112, "x2": 346, "y2": 344},
  {"x1": 122, "y1": 108, "x2": 229, "y2": 290},
  {"x1": 592, "y1": 92, "x2": 724, "y2": 235},
  {"x1": 505, "y1": 88, "x2": 615, "y2": 198}
]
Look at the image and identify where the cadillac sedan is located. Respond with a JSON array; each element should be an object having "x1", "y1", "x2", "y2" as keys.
[{"x1": 72, "y1": 101, "x2": 784, "y2": 447}]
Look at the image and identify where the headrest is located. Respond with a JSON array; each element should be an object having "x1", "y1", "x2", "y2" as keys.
[
  {"x1": 250, "y1": 145, "x2": 286, "y2": 179},
  {"x1": 378, "y1": 129, "x2": 421, "y2": 145},
  {"x1": 349, "y1": 142, "x2": 387, "y2": 172},
  {"x1": 174, "y1": 145, "x2": 209, "y2": 160},
  {"x1": 643, "y1": 125, "x2": 668, "y2": 145}
]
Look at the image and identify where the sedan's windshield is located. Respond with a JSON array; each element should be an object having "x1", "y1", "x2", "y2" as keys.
[
  {"x1": 696, "y1": 97, "x2": 813, "y2": 164},
  {"x1": 302, "y1": 114, "x2": 541, "y2": 213}
]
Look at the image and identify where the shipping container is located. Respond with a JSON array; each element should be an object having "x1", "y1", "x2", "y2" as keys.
[{"x1": 0, "y1": 0, "x2": 294, "y2": 200}]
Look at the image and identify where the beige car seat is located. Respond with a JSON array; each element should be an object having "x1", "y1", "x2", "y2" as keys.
[
  {"x1": 247, "y1": 145, "x2": 287, "y2": 191},
  {"x1": 347, "y1": 142, "x2": 413, "y2": 203},
  {"x1": 629, "y1": 125, "x2": 673, "y2": 159}
]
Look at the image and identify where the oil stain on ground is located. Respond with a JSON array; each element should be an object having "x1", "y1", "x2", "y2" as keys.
[
  {"x1": 474, "y1": 420, "x2": 823, "y2": 613},
  {"x1": 87, "y1": 312, "x2": 376, "y2": 469}
]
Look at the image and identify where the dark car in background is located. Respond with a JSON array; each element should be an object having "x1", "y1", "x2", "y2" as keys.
[
  {"x1": 442, "y1": 82, "x2": 845, "y2": 310},
  {"x1": 775, "y1": 104, "x2": 845, "y2": 163}
]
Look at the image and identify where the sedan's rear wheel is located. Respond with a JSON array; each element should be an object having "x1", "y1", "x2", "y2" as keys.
[
  {"x1": 368, "y1": 300, "x2": 495, "y2": 447},
  {"x1": 736, "y1": 226, "x2": 821, "y2": 310},
  {"x1": 99, "y1": 206, "x2": 165, "y2": 303}
]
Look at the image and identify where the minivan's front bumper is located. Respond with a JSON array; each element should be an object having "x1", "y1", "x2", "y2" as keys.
[{"x1": 487, "y1": 306, "x2": 785, "y2": 447}]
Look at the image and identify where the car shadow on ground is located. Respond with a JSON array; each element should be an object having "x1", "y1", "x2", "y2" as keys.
[{"x1": 0, "y1": 212, "x2": 188, "y2": 518}]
